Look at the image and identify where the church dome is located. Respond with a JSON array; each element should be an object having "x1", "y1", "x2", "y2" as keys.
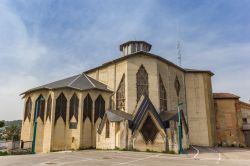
[{"x1": 119, "y1": 41, "x2": 151, "y2": 56}]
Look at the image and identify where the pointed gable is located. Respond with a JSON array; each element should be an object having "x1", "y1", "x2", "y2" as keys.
[{"x1": 130, "y1": 96, "x2": 165, "y2": 133}]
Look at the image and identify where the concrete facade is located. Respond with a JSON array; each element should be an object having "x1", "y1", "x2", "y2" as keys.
[{"x1": 21, "y1": 41, "x2": 216, "y2": 153}]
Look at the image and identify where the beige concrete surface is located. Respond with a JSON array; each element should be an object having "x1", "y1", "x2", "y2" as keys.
[{"x1": 1, "y1": 147, "x2": 250, "y2": 166}]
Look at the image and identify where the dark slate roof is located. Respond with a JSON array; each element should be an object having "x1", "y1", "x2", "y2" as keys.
[
  {"x1": 22, "y1": 73, "x2": 112, "y2": 94},
  {"x1": 129, "y1": 96, "x2": 165, "y2": 133},
  {"x1": 119, "y1": 41, "x2": 152, "y2": 51},
  {"x1": 213, "y1": 93, "x2": 240, "y2": 99},
  {"x1": 106, "y1": 109, "x2": 133, "y2": 122},
  {"x1": 159, "y1": 110, "x2": 179, "y2": 122}
]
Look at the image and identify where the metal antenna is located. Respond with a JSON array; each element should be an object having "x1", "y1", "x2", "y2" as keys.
[{"x1": 176, "y1": 23, "x2": 182, "y2": 66}]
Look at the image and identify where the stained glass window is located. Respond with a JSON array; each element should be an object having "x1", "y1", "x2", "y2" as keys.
[
  {"x1": 94, "y1": 95, "x2": 105, "y2": 123},
  {"x1": 24, "y1": 97, "x2": 32, "y2": 122},
  {"x1": 46, "y1": 95, "x2": 52, "y2": 121},
  {"x1": 83, "y1": 94, "x2": 93, "y2": 122},
  {"x1": 140, "y1": 116, "x2": 159, "y2": 144},
  {"x1": 136, "y1": 65, "x2": 148, "y2": 102},
  {"x1": 55, "y1": 93, "x2": 67, "y2": 125},
  {"x1": 159, "y1": 75, "x2": 167, "y2": 111},
  {"x1": 34, "y1": 95, "x2": 45, "y2": 123},
  {"x1": 116, "y1": 74, "x2": 125, "y2": 111},
  {"x1": 175, "y1": 76, "x2": 181, "y2": 97},
  {"x1": 69, "y1": 93, "x2": 79, "y2": 123}
]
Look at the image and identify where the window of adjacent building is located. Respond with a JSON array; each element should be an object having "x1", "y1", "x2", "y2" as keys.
[
  {"x1": 243, "y1": 118, "x2": 247, "y2": 124},
  {"x1": 95, "y1": 95, "x2": 105, "y2": 123},
  {"x1": 159, "y1": 75, "x2": 167, "y2": 111},
  {"x1": 34, "y1": 95, "x2": 45, "y2": 123},
  {"x1": 69, "y1": 93, "x2": 79, "y2": 129},
  {"x1": 24, "y1": 97, "x2": 32, "y2": 122},
  {"x1": 116, "y1": 74, "x2": 125, "y2": 111},
  {"x1": 55, "y1": 93, "x2": 67, "y2": 125},
  {"x1": 46, "y1": 95, "x2": 52, "y2": 121},
  {"x1": 83, "y1": 94, "x2": 93, "y2": 122},
  {"x1": 136, "y1": 65, "x2": 149, "y2": 102},
  {"x1": 106, "y1": 120, "x2": 110, "y2": 138}
]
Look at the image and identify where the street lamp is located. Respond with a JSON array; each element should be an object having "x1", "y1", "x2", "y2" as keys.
[{"x1": 32, "y1": 96, "x2": 44, "y2": 154}]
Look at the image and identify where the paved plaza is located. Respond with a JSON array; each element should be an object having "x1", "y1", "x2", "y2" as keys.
[{"x1": 1, "y1": 147, "x2": 250, "y2": 166}]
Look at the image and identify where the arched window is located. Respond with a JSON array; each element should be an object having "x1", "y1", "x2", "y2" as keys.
[
  {"x1": 55, "y1": 93, "x2": 67, "y2": 125},
  {"x1": 69, "y1": 93, "x2": 79, "y2": 122},
  {"x1": 46, "y1": 95, "x2": 52, "y2": 121},
  {"x1": 24, "y1": 97, "x2": 32, "y2": 122},
  {"x1": 94, "y1": 95, "x2": 105, "y2": 123},
  {"x1": 136, "y1": 65, "x2": 148, "y2": 101},
  {"x1": 159, "y1": 75, "x2": 167, "y2": 111},
  {"x1": 105, "y1": 120, "x2": 110, "y2": 138},
  {"x1": 34, "y1": 95, "x2": 45, "y2": 123},
  {"x1": 83, "y1": 94, "x2": 93, "y2": 122},
  {"x1": 116, "y1": 74, "x2": 125, "y2": 111}
]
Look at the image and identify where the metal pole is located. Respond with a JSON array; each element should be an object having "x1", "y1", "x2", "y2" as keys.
[
  {"x1": 178, "y1": 101, "x2": 183, "y2": 154},
  {"x1": 32, "y1": 98, "x2": 41, "y2": 154}
]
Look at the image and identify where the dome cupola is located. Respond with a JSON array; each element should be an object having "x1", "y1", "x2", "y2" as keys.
[{"x1": 119, "y1": 41, "x2": 151, "y2": 56}]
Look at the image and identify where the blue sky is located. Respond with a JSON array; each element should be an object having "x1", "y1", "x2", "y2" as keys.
[{"x1": 0, "y1": 0, "x2": 250, "y2": 120}]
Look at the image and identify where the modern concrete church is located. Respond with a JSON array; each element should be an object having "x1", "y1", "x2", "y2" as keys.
[{"x1": 20, "y1": 41, "x2": 216, "y2": 153}]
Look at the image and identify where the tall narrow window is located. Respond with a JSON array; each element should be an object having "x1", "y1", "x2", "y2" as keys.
[
  {"x1": 83, "y1": 94, "x2": 93, "y2": 122},
  {"x1": 34, "y1": 95, "x2": 45, "y2": 123},
  {"x1": 116, "y1": 74, "x2": 125, "y2": 111},
  {"x1": 46, "y1": 95, "x2": 52, "y2": 121},
  {"x1": 95, "y1": 95, "x2": 105, "y2": 123},
  {"x1": 175, "y1": 76, "x2": 181, "y2": 97},
  {"x1": 105, "y1": 120, "x2": 110, "y2": 138},
  {"x1": 159, "y1": 75, "x2": 167, "y2": 111},
  {"x1": 24, "y1": 97, "x2": 32, "y2": 122},
  {"x1": 136, "y1": 65, "x2": 149, "y2": 101},
  {"x1": 69, "y1": 93, "x2": 79, "y2": 123},
  {"x1": 55, "y1": 93, "x2": 67, "y2": 125}
]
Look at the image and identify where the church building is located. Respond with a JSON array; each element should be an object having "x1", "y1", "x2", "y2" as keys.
[{"x1": 20, "y1": 41, "x2": 216, "y2": 153}]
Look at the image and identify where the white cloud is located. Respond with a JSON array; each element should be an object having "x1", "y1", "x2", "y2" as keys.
[{"x1": 0, "y1": 1, "x2": 47, "y2": 120}]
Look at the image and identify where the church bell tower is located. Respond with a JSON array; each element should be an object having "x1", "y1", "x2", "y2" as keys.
[{"x1": 119, "y1": 41, "x2": 152, "y2": 56}]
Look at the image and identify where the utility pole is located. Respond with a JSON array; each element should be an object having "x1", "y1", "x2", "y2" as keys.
[
  {"x1": 177, "y1": 101, "x2": 183, "y2": 154},
  {"x1": 176, "y1": 23, "x2": 182, "y2": 67},
  {"x1": 32, "y1": 96, "x2": 44, "y2": 154}
]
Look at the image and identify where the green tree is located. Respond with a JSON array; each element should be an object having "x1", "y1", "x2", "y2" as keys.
[
  {"x1": 0, "y1": 121, "x2": 4, "y2": 128},
  {"x1": 2, "y1": 124, "x2": 21, "y2": 141}
]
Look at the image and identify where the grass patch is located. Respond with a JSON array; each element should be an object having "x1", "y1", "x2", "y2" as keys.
[{"x1": 0, "y1": 151, "x2": 8, "y2": 156}]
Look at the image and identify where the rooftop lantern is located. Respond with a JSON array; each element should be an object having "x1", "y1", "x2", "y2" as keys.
[{"x1": 119, "y1": 41, "x2": 152, "y2": 56}]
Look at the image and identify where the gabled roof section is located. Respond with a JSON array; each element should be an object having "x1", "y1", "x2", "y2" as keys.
[
  {"x1": 21, "y1": 73, "x2": 112, "y2": 95},
  {"x1": 213, "y1": 93, "x2": 240, "y2": 99},
  {"x1": 129, "y1": 96, "x2": 165, "y2": 133}
]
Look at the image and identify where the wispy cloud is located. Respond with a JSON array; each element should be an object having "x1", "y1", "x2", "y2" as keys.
[{"x1": 0, "y1": 0, "x2": 249, "y2": 120}]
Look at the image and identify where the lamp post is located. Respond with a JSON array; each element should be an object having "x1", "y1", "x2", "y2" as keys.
[
  {"x1": 32, "y1": 96, "x2": 44, "y2": 154},
  {"x1": 177, "y1": 101, "x2": 183, "y2": 154}
]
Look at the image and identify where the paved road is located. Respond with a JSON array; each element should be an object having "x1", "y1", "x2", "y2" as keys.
[{"x1": 0, "y1": 147, "x2": 250, "y2": 166}]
